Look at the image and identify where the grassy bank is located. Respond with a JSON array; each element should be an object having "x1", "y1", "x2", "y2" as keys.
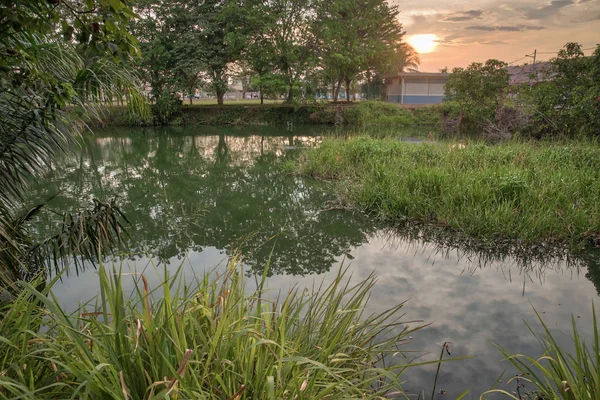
[
  {"x1": 297, "y1": 137, "x2": 600, "y2": 248},
  {"x1": 94, "y1": 101, "x2": 444, "y2": 127},
  {"x1": 0, "y1": 257, "x2": 431, "y2": 399}
]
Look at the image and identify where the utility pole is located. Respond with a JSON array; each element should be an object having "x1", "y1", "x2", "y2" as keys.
[{"x1": 525, "y1": 49, "x2": 537, "y2": 86}]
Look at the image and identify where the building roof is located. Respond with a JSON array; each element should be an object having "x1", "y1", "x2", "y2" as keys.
[
  {"x1": 386, "y1": 71, "x2": 449, "y2": 79},
  {"x1": 507, "y1": 62, "x2": 554, "y2": 85},
  {"x1": 386, "y1": 62, "x2": 555, "y2": 85}
]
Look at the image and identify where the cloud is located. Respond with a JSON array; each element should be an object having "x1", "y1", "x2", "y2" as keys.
[
  {"x1": 571, "y1": 14, "x2": 600, "y2": 22},
  {"x1": 441, "y1": 10, "x2": 483, "y2": 22},
  {"x1": 480, "y1": 40, "x2": 511, "y2": 45},
  {"x1": 524, "y1": 0, "x2": 575, "y2": 20},
  {"x1": 466, "y1": 24, "x2": 546, "y2": 32}
]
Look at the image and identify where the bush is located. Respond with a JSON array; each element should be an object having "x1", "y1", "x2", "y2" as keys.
[
  {"x1": 444, "y1": 59, "x2": 510, "y2": 134},
  {"x1": 151, "y1": 92, "x2": 183, "y2": 125},
  {"x1": 517, "y1": 43, "x2": 600, "y2": 139}
]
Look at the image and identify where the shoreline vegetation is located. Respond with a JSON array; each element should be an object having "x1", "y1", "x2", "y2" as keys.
[
  {"x1": 2, "y1": 258, "x2": 596, "y2": 399},
  {"x1": 92, "y1": 101, "x2": 446, "y2": 127},
  {"x1": 0, "y1": 259, "x2": 437, "y2": 399},
  {"x1": 295, "y1": 137, "x2": 600, "y2": 251}
]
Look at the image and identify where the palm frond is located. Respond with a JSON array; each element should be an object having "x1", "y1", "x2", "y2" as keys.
[
  {"x1": 0, "y1": 28, "x2": 144, "y2": 288},
  {"x1": 30, "y1": 199, "x2": 130, "y2": 278}
]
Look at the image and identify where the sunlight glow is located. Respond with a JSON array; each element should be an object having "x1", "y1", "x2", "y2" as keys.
[{"x1": 407, "y1": 34, "x2": 439, "y2": 54}]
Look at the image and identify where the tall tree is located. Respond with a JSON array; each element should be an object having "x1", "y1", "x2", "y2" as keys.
[
  {"x1": 132, "y1": 0, "x2": 204, "y2": 102},
  {"x1": 314, "y1": 0, "x2": 405, "y2": 102},
  {"x1": 263, "y1": 0, "x2": 316, "y2": 103},
  {"x1": 389, "y1": 42, "x2": 420, "y2": 73}
]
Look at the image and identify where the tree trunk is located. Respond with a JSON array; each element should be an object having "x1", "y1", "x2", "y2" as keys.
[
  {"x1": 189, "y1": 95, "x2": 193, "y2": 105},
  {"x1": 217, "y1": 91, "x2": 224, "y2": 106},
  {"x1": 242, "y1": 89, "x2": 246, "y2": 99},
  {"x1": 345, "y1": 78, "x2": 351, "y2": 103},
  {"x1": 333, "y1": 79, "x2": 342, "y2": 102},
  {"x1": 331, "y1": 83, "x2": 335, "y2": 101},
  {"x1": 286, "y1": 84, "x2": 293, "y2": 103}
]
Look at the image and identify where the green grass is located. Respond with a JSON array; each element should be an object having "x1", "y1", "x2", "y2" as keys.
[
  {"x1": 483, "y1": 305, "x2": 599, "y2": 399},
  {"x1": 0, "y1": 255, "x2": 434, "y2": 399},
  {"x1": 297, "y1": 137, "x2": 600, "y2": 248}
]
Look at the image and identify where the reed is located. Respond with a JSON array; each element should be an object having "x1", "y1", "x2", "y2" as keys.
[{"x1": 0, "y1": 255, "x2": 430, "y2": 399}]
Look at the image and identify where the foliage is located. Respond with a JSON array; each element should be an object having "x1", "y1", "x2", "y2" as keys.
[
  {"x1": 445, "y1": 59, "x2": 509, "y2": 133},
  {"x1": 483, "y1": 304, "x2": 598, "y2": 400},
  {"x1": 313, "y1": 0, "x2": 406, "y2": 102},
  {"x1": 131, "y1": 0, "x2": 206, "y2": 118},
  {"x1": 517, "y1": 43, "x2": 600, "y2": 138},
  {"x1": 251, "y1": 73, "x2": 288, "y2": 100},
  {"x1": 263, "y1": 0, "x2": 316, "y2": 103},
  {"x1": 95, "y1": 102, "x2": 445, "y2": 126},
  {"x1": 151, "y1": 91, "x2": 183, "y2": 124},
  {"x1": 0, "y1": 259, "x2": 428, "y2": 399},
  {"x1": 386, "y1": 42, "x2": 420, "y2": 74},
  {"x1": 298, "y1": 138, "x2": 600, "y2": 248},
  {"x1": 0, "y1": 0, "x2": 141, "y2": 290}
]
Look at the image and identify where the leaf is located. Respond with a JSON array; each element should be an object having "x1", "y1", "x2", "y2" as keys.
[{"x1": 109, "y1": 0, "x2": 121, "y2": 11}]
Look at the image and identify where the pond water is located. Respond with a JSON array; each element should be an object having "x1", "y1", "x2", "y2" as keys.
[{"x1": 30, "y1": 126, "x2": 599, "y2": 399}]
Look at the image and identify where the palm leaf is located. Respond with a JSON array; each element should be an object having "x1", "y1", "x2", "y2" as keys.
[{"x1": 0, "y1": 21, "x2": 145, "y2": 289}]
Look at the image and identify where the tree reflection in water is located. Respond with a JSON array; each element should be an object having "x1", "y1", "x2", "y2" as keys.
[{"x1": 27, "y1": 127, "x2": 600, "y2": 292}]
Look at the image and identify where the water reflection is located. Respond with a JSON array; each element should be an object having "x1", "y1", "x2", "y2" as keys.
[
  {"x1": 29, "y1": 126, "x2": 600, "y2": 286},
  {"x1": 30, "y1": 128, "x2": 377, "y2": 276},
  {"x1": 28, "y1": 126, "x2": 599, "y2": 398},
  {"x1": 378, "y1": 224, "x2": 600, "y2": 297}
]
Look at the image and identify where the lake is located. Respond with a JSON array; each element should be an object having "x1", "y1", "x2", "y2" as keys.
[{"x1": 30, "y1": 126, "x2": 600, "y2": 398}]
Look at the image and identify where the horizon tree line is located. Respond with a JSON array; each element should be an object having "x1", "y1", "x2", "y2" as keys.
[{"x1": 130, "y1": 0, "x2": 420, "y2": 107}]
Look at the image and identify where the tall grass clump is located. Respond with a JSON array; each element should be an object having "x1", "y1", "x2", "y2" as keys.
[
  {"x1": 0, "y1": 255, "x2": 427, "y2": 399},
  {"x1": 298, "y1": 137, "x2": 600, "y2": 248},
  {"x1": 483, "y1": 305, "x2": 599, "y2": 399}
]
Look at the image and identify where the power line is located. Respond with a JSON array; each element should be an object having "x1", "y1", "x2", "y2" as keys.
[{"x1": 507, "y1": 56, "x2": 528, "y2": 65}]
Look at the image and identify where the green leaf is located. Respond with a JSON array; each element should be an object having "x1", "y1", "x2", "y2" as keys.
[{"x1": 109, "y1": 0, "x2": 121, "y2": 11}]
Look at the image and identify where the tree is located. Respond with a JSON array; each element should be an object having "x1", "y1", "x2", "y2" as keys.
[
  {"x1": 445, "y1": 59, "x2": 509, "y2": 131},
  {"x1": 388, "y1": 42, "x2": 420, "y2": 73},
  {"x1": 313, "y1": 0, "x2": 405, "y2": 102},
  {"x1": 0, "y1": 0, "x2": 141, "y2": 291},
  {"x1": 230, "y1": 61, "x2": 255, "y2": 99},
  {"x1": 260, "y1": 0, "x2": 316, "y2": 103},
  {"x1": 520, "y1": 42, "x2": 600, "y2": 137},
  {"x1": 132, "y1": 0, "x2": 205, "y2": 112}
]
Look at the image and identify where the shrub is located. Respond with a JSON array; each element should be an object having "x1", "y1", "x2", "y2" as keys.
[
  {"x1": 517, "y1": 43, "x2": 600, "y2": 139},
  {"x1": 151, "y1": 92, "x2": 183, "y2": 125},
  {"x1": 444, "y1": 59, "x2": 510, "y2": 134}
]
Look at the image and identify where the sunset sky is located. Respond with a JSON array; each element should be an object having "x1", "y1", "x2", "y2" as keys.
[{"x1": 392, "y1": 0, "x2": 600, "y2": 72}]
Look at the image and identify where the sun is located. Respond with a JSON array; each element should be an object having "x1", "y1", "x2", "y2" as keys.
[{"x1": 407, "y1": 34, "x2": 439, "y2": 54}]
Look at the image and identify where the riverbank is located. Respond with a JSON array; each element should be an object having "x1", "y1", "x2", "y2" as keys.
[
  {"x1": 296, "y1": 137, "x2": 600, "y2": 249},
  {"x1": 95, "y1": 101, "x2": 444, "y2": 127}
]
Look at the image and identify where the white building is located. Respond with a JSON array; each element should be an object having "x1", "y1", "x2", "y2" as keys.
[{"x1": 385, "y1": 72, "x2": 449, "y2": 105}]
